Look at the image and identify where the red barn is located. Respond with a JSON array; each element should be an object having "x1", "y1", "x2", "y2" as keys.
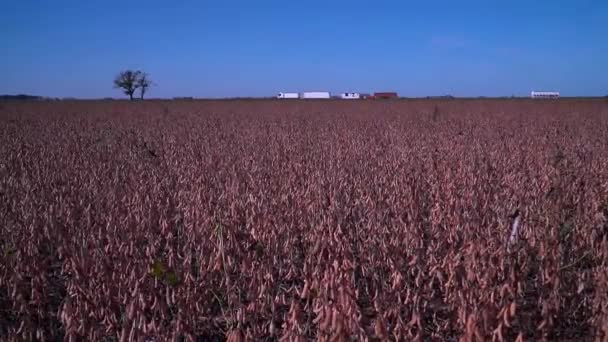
[{"x1": 373, "y1": 92, "x2": 398, "y2": 99}]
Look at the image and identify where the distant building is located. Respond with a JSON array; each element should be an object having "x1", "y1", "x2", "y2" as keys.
[
  {"x1": 277, "y1": 92, "x2": 299, "y2": 99},
  {"x1": 531, "y1": 91, "x2": 559, "y2": 99},
  {"x1": 373, "y1": 92, "x2": 398, "y2": 99},
  {"x1": 300, "y1": 92, "x2": 331, "y2": 99},
  {"x1": 340, "y1": 92, "x2": 360, "y2": 99}
]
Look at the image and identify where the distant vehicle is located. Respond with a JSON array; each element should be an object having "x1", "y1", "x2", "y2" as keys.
[
  {"x1": 531, "y1": 91, "x2": 559, "y2": 99},
  {"x1": 300, "y1": 91, "x2": 331, "y2": 99},
  {"x1": 277, "y1": 92, "x2": 299, "y2": 99},
  {"x1": 373, "y1": 92, "x2": 398, "y2": 99},
  {"x1": 340, "y1": 92, "x2": 360, "y2": 99}
]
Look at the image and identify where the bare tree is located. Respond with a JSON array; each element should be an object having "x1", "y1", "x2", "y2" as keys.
[
  {"x1": 113, "y1": 70, "x2": 141, "y2": 100},
  {"x1": 137, "y1": 72, "x2": 152, "y2": 100}
]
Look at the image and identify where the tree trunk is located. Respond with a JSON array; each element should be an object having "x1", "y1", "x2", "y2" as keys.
[{"x1": 129, "y1": 93, "x2": 133, "y2": 100}]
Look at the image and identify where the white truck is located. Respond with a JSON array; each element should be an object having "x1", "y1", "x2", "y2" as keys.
[
  {"x1": 277, "y1": 92, "x2": 299, "y2": 99},
  {"x1": 340, "y1": 92, "x2": 360, "y2": 99},
  {"x1": 300, "y1": 91, "x2": 331, "y2": 99}
]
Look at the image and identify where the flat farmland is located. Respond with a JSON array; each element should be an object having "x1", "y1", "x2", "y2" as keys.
[{"x1": 1, "y1": 99, "x2": 607, "y2": 341}]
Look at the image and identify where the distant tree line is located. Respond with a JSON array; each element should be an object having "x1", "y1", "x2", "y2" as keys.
[
  {"x1": 0, "y1": 94, "x2": 43, "y2": 100},
  {"x1": 113, "y1": 70, "x2": 152, "y2": 100}
]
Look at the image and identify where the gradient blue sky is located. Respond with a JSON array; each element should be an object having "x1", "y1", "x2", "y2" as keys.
[{"x1": 1, "y1": 0, "x2": 607, "y2": 98}]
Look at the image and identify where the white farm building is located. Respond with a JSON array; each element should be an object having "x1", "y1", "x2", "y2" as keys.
[
  {"x1": 277, "y1": 92, "x2": 299, "y2": 99},
  {"x1": 300, "y1": 91, "x2": 331, "y2": 99},
  {"x1": 276, "y1": 91, "x2": 332, "y2": 99},
  {"x1": 340, "y1": 92, "x2": 361, "y2": 99},
  {"x1": 531, "y1": 91, "x2": 560, "y2": 99}
]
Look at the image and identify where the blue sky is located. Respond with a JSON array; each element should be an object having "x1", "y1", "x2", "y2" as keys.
[{"x1": 1, "y1": 0, "x2": 607, "y2": 98}]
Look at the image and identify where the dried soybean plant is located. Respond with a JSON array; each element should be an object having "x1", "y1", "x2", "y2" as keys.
[{"x1": 0, "y1": 99, "x2": 607, "y2": 340}]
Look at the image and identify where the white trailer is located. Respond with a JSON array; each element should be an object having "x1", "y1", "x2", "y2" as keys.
[
  {"x1": 277, "y1": 92, "x2": 299, "y2": 99},
  {"x1": 531, "y1": 91, "x2": 560, "y2": 99},
  {"x1": 340, "y1": 92, "x2": 360, "y2": 99},
  {"x1": 300, "y1": 91, "x2": 331, "y2": 99}
]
